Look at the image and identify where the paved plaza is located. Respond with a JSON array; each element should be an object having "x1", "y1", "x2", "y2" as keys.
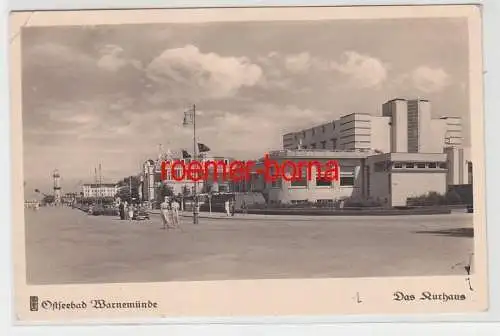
[{"x1": 24, "y1": 207, "x2": 474, "y2": 284}]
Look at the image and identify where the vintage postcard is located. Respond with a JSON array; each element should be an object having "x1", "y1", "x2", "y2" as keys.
[{"x1": 10, "y1": 4, "x2": 487, "y2": 323}]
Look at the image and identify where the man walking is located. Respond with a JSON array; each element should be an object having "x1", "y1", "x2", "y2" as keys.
[
  {"x1": 230, "y1": 198, "x2": 236, "y2": 217},
  {"x1": 119, "y1": 201, "x2": 125, "y2": 220},
  {"x1": 160, "y1": 196, "x2": 172, "y2": 229}
]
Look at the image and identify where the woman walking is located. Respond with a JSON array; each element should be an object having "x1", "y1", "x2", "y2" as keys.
[
  {"x1": 160, "y1": 196, "x2": 172, "y2": 229},
  {"x1": 127, "y1": 202, "x2": 135, "y2": 221}
]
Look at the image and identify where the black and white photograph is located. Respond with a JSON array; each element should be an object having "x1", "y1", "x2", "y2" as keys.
[{"x1": 11, "y1": 5, "x2": 487, "y2": 320}]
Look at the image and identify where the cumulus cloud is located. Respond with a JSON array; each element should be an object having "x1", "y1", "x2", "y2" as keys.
[
  {"x1": 97, "y1": 44, "x2": 142, "y2": 72},
  {"x1": 285, "y1": 52, "x2": 312, "y2": 74},
  {"x1": 146, "y1": 45, "x2": 263, "y2": 99},
  {"x1": 411, "y1": 66, "x2": 451, "y2": 93},
  {"x1": 330, "y1": 51, "x2": 388, "y2": 88},
  {"x1": 258, "y1": 50, "x2": 387, "y2": 90}
]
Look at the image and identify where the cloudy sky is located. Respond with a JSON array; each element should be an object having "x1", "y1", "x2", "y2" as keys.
[{"x1": 21, "y1": 17, "x2": 469, "y2": 194}]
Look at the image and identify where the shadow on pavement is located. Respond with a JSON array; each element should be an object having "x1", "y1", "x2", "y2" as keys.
[{"x1": 414, "y1": 227, "x2": 473, "y2": 238}]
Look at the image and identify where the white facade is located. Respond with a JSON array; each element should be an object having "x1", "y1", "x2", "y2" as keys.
[
  {"x1": 142, "y1": 160, "x2": 157, "y2": 201},
  {"x1": 366, "y1": 153, "x2": 448, "y2": 207},
  {"x1": 285, "y1": 98, "x2": 464, "y2": 155},
  {"x1": 445, "y1": 146, "x2": 472, "y2": 185},
  {"x1": 246, "y1": 150, "x2": 449, "y2": 207},
  {"x1": 247, "y1": 150, "x2": 368, "y2": 204},
  {"x1": 283, "y1": 114, "x2": 391, "y2": 153},
  {"x1": 81, "y1": 184, "x2": 118, "y2": 198}
]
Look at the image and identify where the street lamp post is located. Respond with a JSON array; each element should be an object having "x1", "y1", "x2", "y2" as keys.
[{"x1": 184, "y1": 104, "x2": 199, "y2": 224}]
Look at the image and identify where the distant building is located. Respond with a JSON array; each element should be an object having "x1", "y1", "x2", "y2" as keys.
[
  {"x1": 141, "y1": 151, "x2": 235, "y2": 203},
  {"x1": 61, "y1": 192, "x2": 78, "y2": 204},
  {"x1": 81, "y1": 183, "x2": 118, "y2": 198}
]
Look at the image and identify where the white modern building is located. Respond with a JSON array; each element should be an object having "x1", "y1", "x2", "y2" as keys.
[
  {"x1": 81, "y1": 183, "x2": 118, "y2": 198},
  {"x1": 240, "y1": 150, "x2": 451, "y2": 207},
  {"x1": 239, "y1": 149, "x2": 368, "y2": 204},
  {"x1": 283, "y1": 99, "x2": 464, "y2": 153},
  {"x1": 272, "y1": 98, "x2": 473, "y2": 207}
]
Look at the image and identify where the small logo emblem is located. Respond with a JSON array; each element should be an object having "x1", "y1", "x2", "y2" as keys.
[{"x1": 30, "y1": 296, "x2": 39, "y2": 312}]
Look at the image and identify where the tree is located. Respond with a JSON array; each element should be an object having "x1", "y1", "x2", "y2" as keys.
[
  {"x1": 42, "y1": 195, "x2": 55, "y2": 205},
  {"x1": 115, "y1": 176, "x2": 141, "y2": 202},
  {"x1": 157, "y1": 183, "x2": 174, "y2": 203},
  {"x1": 182, "y1": 185, "x2": 191, "y2": 196}
]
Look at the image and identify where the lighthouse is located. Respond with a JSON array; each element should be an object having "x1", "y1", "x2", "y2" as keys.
[{"x1": 53, "y1": 169, "x2": 62, "y2": 205}]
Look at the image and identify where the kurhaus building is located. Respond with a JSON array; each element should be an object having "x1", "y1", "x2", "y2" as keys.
[{"x1": 243, "y1": 98, "x2": 472, "y2": 207}]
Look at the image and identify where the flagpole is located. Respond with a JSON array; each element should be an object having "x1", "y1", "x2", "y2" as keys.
[{"x1": 192, "y1": 104, "x2": 199, "y2": 225}]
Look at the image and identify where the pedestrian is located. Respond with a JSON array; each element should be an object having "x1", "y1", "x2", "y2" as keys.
[
  {"x1": 230, "y1": 198, "x2": 236, "y2": 216},
  {"x1": 123, "y1": 201, "x2": 128, "y2": 218},
  {"x1": 119, "y1": 202, "x2": 125, "y2": 220},
  {"x1": 127, "y1": 203, "x2": 134, "y2": 221},
  {"x1": 224, "y1": 199, "x2": 230, "y2": 216},
  {"x1": 171, "y1": 198, "x2": 180, "y2": 228},
  {"x1": 160, "y1": 196, "x2": 172, "y2": 229}
]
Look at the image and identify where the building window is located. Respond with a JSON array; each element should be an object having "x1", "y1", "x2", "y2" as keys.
[
  {"x1": 321, "y1": 141, "x2": 326, "y2": 149},
  {"x1": 428, "y1": 163, "x2": 437, "y2": 168},
  {"x1": 331, "y1": 138, "x2": 337, "y2": 149},
  {"x1": 394, "y1": 162, "x2": 403, "y2": 169},
  {"x1": 405, "y1": 163, "x2": 415, "y2": 168},
  {"x1": 316, "y1": 171, "x2": 331, "y2": 187},
  {"x1": 439, "y1": 162, "x2": 447, "y2": 169},
  {"x1": 468, "y1": 162, "x2": 473, "y2": 173},
  {"x1": 291, "y1": 169, "x2": 308, "y2": 187},
  {"x1": 311, "y1": 143, "x2": 316, "y2": 149},
  {"x1": 322, "y1": 125, "x2": 326, "y2": 133},
  {"x1": 416, "y1": 163, "x2": 426, "y2": 168},
  {"x1": 302, "y1": 131, "x2": 306, "y2": 138},
  {"x1": 340, "y1": 176, "x2": 355, "y2": 186}
]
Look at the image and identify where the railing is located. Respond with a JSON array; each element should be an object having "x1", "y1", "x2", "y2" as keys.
[{"x1": 267, "y1": 149, "x2": 375, "y2": 158}]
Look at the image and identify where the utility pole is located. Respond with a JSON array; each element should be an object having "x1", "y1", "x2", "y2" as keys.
[
  {"x1": 94, "y1": 167, "x2": 98, "y2": 205},
  {"x1": 129, "y1": 176, "x2": 132, "y2": 202},
  {"x1": 192, "y1": 104, "x2": 199, "y2": 224},
  {"x1": 98, "y1": 163, "x2": 102, "y2": 206},
  {"x1": 184, "y1": 104, "x2": 199, "y2": 224}
]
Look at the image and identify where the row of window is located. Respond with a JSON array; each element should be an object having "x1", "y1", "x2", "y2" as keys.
[
  {"x1": 373, "y1": 161, "x2": 447, "y2": 172},
  {"x1": 269, "y1": 176, "x2": 355, "y2": 188},
  {"x1": 294, "y1": 122, "x2": 338, "y2": 140},
  {"x1": 302, "y1": 138, "x2": 338, "y2": 149}
]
